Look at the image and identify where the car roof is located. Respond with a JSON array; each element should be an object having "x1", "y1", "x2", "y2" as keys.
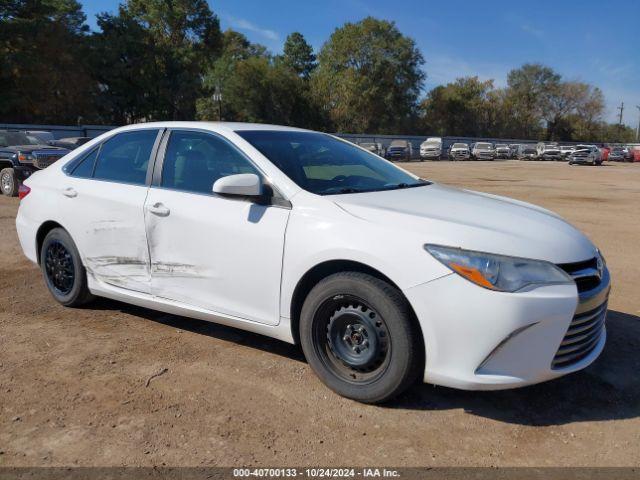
[{"x1": 111, "y1": 121, "x2": 310, "y2": 135}]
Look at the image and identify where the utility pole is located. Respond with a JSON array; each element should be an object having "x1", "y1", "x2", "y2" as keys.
[
  {"x1": 617, "y1": 102, "x2": 624, "y2": 125},
  {"x1": 212, "y1": 85, "x2": 223, "y2": 121},
  {"x1": 636, "y1": 105, "x2": 640, "y2": 142}
]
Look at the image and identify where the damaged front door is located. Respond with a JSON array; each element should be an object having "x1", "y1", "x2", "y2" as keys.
[{"x1": 144, "y1": 130, "x2": 290, "y2": 325}]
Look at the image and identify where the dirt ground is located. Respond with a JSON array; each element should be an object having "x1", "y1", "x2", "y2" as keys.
[{"x1": 1, "y1": 160, "x2": 639, "y2": 467}]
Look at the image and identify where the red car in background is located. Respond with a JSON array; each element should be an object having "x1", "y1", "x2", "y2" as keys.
[
  {"x1": 630, "y1": 145, "x2": 640, "y2": 162},
  {"x1": 600, "y1": 144, "x2": 610, "y2": 161}
]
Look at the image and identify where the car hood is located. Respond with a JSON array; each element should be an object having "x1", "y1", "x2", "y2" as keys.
[
  {"x1": 332, "y1": 183, "x2": 596, "y2": 264},
  {"x1": 6, "y1": 144, "x2": 69, "y2": 153}
]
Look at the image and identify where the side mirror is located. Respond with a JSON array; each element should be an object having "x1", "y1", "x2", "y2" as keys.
[{"x1": 212, "y1": 173, "x2": 263, "y2": 198}]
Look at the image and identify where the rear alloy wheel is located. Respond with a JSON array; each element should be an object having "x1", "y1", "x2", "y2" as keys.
[
  {"x1": 300, "y1": 272, "x2": 422, "y2": 403},
  {"x1": 0, "y1": 168, "x2": 18, "y2": 197},
  {"x1": 41, "y1": 228, "x2": 95, "y2": 307}
]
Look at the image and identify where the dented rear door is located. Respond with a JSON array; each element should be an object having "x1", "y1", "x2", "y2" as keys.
[{"x1": 59, "y1": 128, "x2": 163, "y2": 294}]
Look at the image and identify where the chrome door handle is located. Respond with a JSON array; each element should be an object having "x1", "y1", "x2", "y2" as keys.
[
  {"x1": 63, "y1": 187, "x2": 77, "y2": 198},
  {"x1": 147, "y1": 202, "x2": 170, "y2": 217}
]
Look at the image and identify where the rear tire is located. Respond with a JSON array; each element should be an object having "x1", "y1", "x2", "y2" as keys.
[
  {"x1": 299, "y1": 272, "x2": 423, "y2": 404},
  {"x1": 0, "y1": 168, "x2": 18, "y2": 197},
  {"x1": 40, "y1": 228, "x2": 95, "y2": 307}
]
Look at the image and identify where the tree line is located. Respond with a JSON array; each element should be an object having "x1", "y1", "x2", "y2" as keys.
[{"x1": 1, "y1": 0, "x2": 635, "y2": 142}]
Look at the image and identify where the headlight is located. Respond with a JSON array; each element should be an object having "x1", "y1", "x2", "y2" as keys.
[
  {"x1": 18, "y1": 153, "x2": 35, "y2": 164},
  {"x1": 424, "y1": 244, "x2": 573, "y2": 292}
]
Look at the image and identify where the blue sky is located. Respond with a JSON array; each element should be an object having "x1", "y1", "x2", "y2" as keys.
[{"x1": 82, "y1": 0, "x2": 640, "y2": 126}]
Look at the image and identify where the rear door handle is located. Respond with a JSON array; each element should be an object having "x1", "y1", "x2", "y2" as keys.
[
  {"x1": 147, "y1": 202, "x2": 170, "y2": 217},
  {"x1": 63, "y1": 187, "x2": 77, "y2": 198}
]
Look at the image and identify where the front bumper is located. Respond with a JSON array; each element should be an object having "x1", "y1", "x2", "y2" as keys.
[
  {"x1": 404, "y1": 267, "x2": 610, "y2": 390},
  {"x1": 570, "y1": 157, "x2": 595, "y2": 164}
]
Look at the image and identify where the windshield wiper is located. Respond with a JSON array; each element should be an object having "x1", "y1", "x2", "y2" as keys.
[
  {"x1": 381, "y1": 181, "x2": 430, "y2": 191},
  {"x1": 337, "y1": 188, "x2": 363, "y2": 194}
]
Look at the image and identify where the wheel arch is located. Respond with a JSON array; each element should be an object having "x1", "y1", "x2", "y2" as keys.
[
  {"x1": 288, "y1": 259, "x2": 423, "y2": 348},
  {"x1": 35, "y1": 220, "x2": 66, "y2": 265},
  {"x1": 0, "y1": 160, "x2": 16, "y2": 169}
]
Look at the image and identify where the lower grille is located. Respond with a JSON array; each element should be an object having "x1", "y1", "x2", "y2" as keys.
[
  {"x1": 552, "y1": 302, "x2": 607, "y2": 369},
  {"x1": 553, "y1": 256, "x2": 609, "y2": 369}
]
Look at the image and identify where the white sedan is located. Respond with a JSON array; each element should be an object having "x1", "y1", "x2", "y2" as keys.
[{"x1": 16, "y1": 122, "x2": 610, "y2": 403}]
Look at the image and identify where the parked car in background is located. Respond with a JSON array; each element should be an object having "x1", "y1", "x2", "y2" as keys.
[
  {"x1": 569, "y1": 145, "x2": 602, "y2": 166},
  {"x1": 471, "y1": 142, "x2": 495, "y2": 160},
  {"x1": 0, "y1": 130, "x2": 70, "y2": 196},
  {"x1": 419, "y1": 137, "x2": 442, "y2": 160},
  {"x1": 559, "y1": 145, "x2": 575, "y2": 159},
  {"x1": 26, "y1": 130, "x2": 55, "y2": 144},
  {"x1": 599, "y1": 145, "x2": 610, "y2": 161},
  {"x1": 628, "y1": 145, "x2": 640, "y2": 162},
  {"x1": 516, "y1": 144, "x2": 538, "y2": 160},
  {"x1": 448, "y1": 142, "x2": 471, "y2": 160},
  {"x1": 386, "y1": 139, "x2": 413, "y2": 161},
  {"x1": 494, "y1": 144, "x2": 510, "y2": 159},
  {"x1": 16, "y1": 121, "x2": 610, "y2": 403},
  {"x1": 509, "y1": 144, "x2": 520, "y2": 159},
  {"x1": 50, "y1": 137, "x2": 93, "y2": 150},
  {"x1": 536, "y1": 143, "x2": 562, "y2": 161},
  {"x1": 608, "y1": 146, "x2": 632, "y2": 162}
]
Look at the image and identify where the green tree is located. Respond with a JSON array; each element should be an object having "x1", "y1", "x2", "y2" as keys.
[
  {"x1": 311, "y1": 17, "x2": 425, "y2": 134},
  {"x1": 505, "y1": 63, "x2": 560, "y2": 138},
  {"x1": 196, "y1": 29, "x2": 269, "y2": 121},
  {"x1": 420, "y1": 77, "x2": 495, "y2": 137},
  {"x1": 571, "y1": 86, "x2": 605, "y2": 140},
  {"x1": 282, "y1": 32, "x2": 316, "y2": 78},
  {"x1": 88, "y1": 9, "x2": 159, "y2": 124},
  {"x1": 0, "y1": 0, "x2": 95, "y2": 123},
  {"x1": 117, "y1": 0, "x2": 222, "y2": 120}
]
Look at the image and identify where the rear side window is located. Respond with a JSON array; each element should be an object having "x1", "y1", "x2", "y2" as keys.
[
  {"x1": 161, "y1": 130, "x2": 259, "y2": 195},
  {"x1": 70, "y1": 148, "x2": 99, "y2": 178},
  {"x1": 93, "y1": 130, "x2": 159, "y2": 185}
]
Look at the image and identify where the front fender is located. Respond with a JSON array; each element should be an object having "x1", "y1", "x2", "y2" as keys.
[{"x1": 279, "y1": 196, "x2": 451, "y2": 319}]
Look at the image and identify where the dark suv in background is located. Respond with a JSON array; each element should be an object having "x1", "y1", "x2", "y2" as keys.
[
  {"x1": 0, "y1": 130, "x2": 70, "y2": 196},
  {"x1": 386, "y1": 139, "x2": 413, "y2": 161}
]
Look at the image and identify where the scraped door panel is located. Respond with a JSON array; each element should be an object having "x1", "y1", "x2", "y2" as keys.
[
  {"x1": 61, "y1": 178, "x2": 151, "y2": 293},
  {"x1": 144, "y1": 189, "x2": 289, "y2": 325},
  {"x1": 58, "y1": 128, "x2": 161, "y2": 293}
]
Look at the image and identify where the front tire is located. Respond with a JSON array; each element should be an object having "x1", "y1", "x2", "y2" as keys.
[
  {"x1": 299, "y1": 272, "x2": 423, "y2": 404},
  {"x1": 40, "y1": 228, "x2": 95, "y2": 307},
  {"x1": 0, "y1": 168, "x2": 18, "y2": 197}
]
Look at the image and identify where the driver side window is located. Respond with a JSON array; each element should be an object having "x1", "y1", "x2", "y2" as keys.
[{"x1": 161, "y1": 131, "x2": 259, "y2": 195}]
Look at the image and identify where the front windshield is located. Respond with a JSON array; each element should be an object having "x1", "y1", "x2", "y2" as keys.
[
  {"x1": 476, "y1": 143, "x2": 492, "y2": 149},
  {"x1": 237, "y1": 130, "x2": 428, "y2": 195},
  {"x1": 0, "y1": 131, "x2": 39, "y2": 147},
  {"x1": 452, "y1": 143, "x2": 467, "y2": 148}
]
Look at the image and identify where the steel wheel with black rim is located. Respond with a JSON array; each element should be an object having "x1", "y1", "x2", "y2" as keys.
[
  {"x1": 0, "y1": 168, "x2": 18, "y2": 197},
  {"x1": 45, "y1": 240, "x2": 75, "y2": 295},
  {"x1": 40, "y1": 228, "x2": 95, "y2": 307},
  {"x1": 300, "y1": 272, "x2": 423, "y2": 403}
]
